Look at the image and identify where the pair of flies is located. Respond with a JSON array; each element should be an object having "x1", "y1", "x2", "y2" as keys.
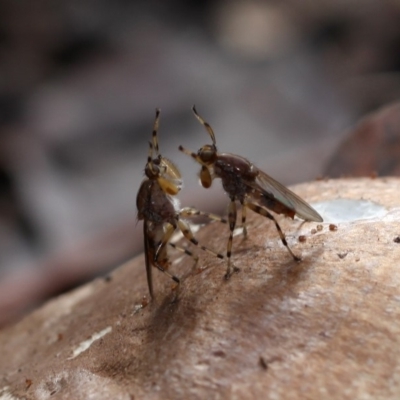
[{"x1": 136, "y1": 107, "x2": 323, "y2": 298}]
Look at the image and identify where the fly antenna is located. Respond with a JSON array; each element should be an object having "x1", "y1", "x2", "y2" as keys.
[
  {"x1": 192, "y1": 105, "x2": 217, "y2": 147},
  {"x1": 147, "y1": 141, "x2": 155, "y2": 173},
  {"x1": 152, "y1": 108, "x2": 161, "y2": 155}
]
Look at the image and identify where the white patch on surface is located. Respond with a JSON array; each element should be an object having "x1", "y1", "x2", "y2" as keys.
[
  {"x1": 0, "y1": 387, "x2": 21, "y2": 400},
  {"x1": 132, "y1": 304, "x2": 144, "y2": 314},
  {"x1": 68, "y1": 326, "x2": 112, "y2": 360},
  {"x1": 311, "y1": 198, "x2": 387, "y2": 223},
  {"x1": 35, "y1": 369, "x2": 132, "y2": 400},
  {"x1": 43, "y1": 285, "x2": 95, "y2": 329}
]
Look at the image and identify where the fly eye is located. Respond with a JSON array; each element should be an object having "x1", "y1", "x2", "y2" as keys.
[{"x1": 198, "y1": 146, "x2": 216, "y2": 163}]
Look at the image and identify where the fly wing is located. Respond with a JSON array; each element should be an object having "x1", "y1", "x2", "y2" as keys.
[
  {"x1": 247, "y1": 170, "x2": 323, "y2": 222},
  {"x1": 143, "y1": 222, "x2": 154, "y2": 298}
]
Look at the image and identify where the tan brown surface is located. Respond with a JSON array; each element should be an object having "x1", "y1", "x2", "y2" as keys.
[{"x1": 1, "y1": 178, "x2": 400, "y2": 399}]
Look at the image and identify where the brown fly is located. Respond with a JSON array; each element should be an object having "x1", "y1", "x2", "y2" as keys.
[
  {"x1": 136, "y1": 109, "x2": 225, "y2": 298},
  {"x1": 179, "y1": 106, "x2": 323, "y2": 278}
]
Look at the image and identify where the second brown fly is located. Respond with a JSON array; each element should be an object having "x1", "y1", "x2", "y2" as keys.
[
  {"x1": 179, "y1": 106, "x2": 323, "y2": 278},
  {"x1": 136, "y1": 109, "x2": 225, "y2": 298}
]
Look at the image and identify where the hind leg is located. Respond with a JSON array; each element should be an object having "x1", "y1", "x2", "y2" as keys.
[
  {"x1": 245, "y1": 203, "x2": 300, "y2": 261},
  {"x1": 177, "y1": 219, "x2": 224, "y2": 260},
  {"x1": 152, "y1": 224, "x2": 181, "y2": 293}
]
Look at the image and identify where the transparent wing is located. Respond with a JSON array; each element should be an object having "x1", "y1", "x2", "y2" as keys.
[{"x1": 247, "y1": 170, "x2": 323, "y2": 222}]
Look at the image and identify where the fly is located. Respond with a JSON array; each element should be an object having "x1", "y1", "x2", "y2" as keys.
[
  {"x1": 136, "y1": 109, "x2": 225, "y2": 297},
  {"x1": 179, "y1": 106, "x2": 323, "y2": 278}
]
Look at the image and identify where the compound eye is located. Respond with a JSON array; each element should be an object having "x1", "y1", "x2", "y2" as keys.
[{"x1": 198, "y1": 146, "x2": 215, "y2": 163}]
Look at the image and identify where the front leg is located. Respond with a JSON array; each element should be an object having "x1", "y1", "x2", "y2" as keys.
[
  {"x1": 240, "y1": 200, "x2": 248, "y2": 238},
  {"x1": 225, "y1": 198, "x2": 240, "y2": 279},
  {"x1": 180, "y1": 207, "x2": 227, "y2": 224},
  {"x1": 176, "y1": 219, "x2": 224, "y2": 260},
  {"x1": 153, "y1": 224, "x2": 181, "y2": 291}
]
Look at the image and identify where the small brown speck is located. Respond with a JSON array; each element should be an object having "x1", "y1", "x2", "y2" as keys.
[
  {"x1": 329, "y1": 224, "x2": 338, "y2": 231},
  {"x1": 316, "y1": 224, "x2": 323, "y2": 232},
  {"x1": 298, "y1": 235, "x2": 306, "y2": 243},
  {"x1": 25, "y1": 379, "x2": 33, "y2": 389},
  {"x1": 337, "y1": 252, "x2": 347, "y2": 259},
  {"x1": 310, "y1": 228, "x2": 317, "y2": 234},
  {"x1": 141, "y1": 296, "x2": 149, "y2": 308},
  {"x1": 212, "y1": 350, "x2": 226, "y2": 358},
  {"x1": 259, "y1": 356, "x2": 268, "y2": 370},
  {"x1": 104, "y1": 275, "x2": 112, "y2": 282},
  {"x1": 57, "y1": 333, "x2": 63, "y2": 341},
  {"x1": 394, "y1": 237, "x2": 400, "y2": 244}
]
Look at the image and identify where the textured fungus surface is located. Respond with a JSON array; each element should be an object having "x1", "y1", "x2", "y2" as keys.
[{"x1": 1, "y1": 178, "x2": 400, "y2": 399}]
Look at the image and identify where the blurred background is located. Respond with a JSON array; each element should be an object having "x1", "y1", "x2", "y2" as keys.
[{"x1": 2, "y1": 0, "x2": 400, "y2": 326}]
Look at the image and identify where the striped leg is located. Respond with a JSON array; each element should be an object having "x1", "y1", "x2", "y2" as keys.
[
  {"x1": 225, "y1": 198, "x2": 240, "y2": 279},
  {"x1": 240, "y1": 201, "x2": 248, "y2": 238},
  {"x1": 177, "y1": 219, "x2": 224, "y2": 260},
  {"x1": 180, "y1": 207, "x2": 227, "y2": 224},
  {"x1": 169, "y1": 242, "x2": 199, "y2": 263},
  {"x1": 153, "y1": 224, "x2": 181, "y2": 288},
  {"x1": 245, "y1": 203, "x2": 300, "y2": 262},
  {"x1": 152, "y1": 108, "x2": 160, "y2": 154},
  {"x1": 168, "y1": 242, "x2": 204, "y2": 282}
]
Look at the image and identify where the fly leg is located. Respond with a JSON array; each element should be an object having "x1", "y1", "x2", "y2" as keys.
[
  {"x1": 180, "y1": 207, "x2": 227, "y2": 224},
  {"x1": 224, "y1": 198, "x2": 240, "y2": 279},
  {"x1": 240, "y1": 200, "x2": 247, "y2": 238},
  {"x1": 153, "y1": 224, "x2": 181, "y2": 293},
  {"x1": 177, "y1": 219, "x2": 224, "y2": 260},
  {"x1": 169, "y1": 242, "x2": 199, "y2": 263},
  {"x1": 168, "y1": 241, "x2": 202, "y2": 281},
  {"x1": 245, "y1": 203, "x2": 301, "y2": 262}
]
